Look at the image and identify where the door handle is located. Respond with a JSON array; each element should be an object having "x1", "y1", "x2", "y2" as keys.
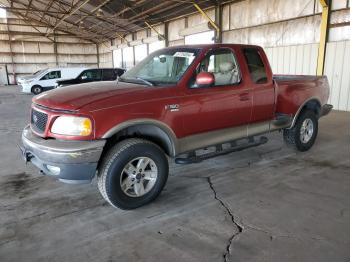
[{"x1": 239, "y1": 92, "x2": 250, "y2": 101}]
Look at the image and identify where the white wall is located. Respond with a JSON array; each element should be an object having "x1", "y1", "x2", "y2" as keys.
[
  {"x1": 264, "y1": 44, "x2": 319, "y2": 75},
  {"x1": 324, "y1": 41, "x2": 350, "y2": 111},
  {"x1": 98, "y1": 41, "x2": 113, "y2": 68}
]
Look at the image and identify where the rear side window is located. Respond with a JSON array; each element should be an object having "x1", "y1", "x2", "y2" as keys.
[
  {"x1": 116, "y1": 68, "x2": 125, "y2": 77},
  {"x1": 102, "y1": 69, "x2": 117, "y2": 80},
  {"x1": 40, "y1": 71, "x2": 61, "y2": 80},
  {"x1": 243, "y1": 48, "x2": 268, "y2": 84}
]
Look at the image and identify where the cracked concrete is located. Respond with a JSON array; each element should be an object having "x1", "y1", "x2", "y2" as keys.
[
  {"x1": 207, "y1": 176, "x2": 243, "y2": 262},
  {"x1": 0, "y1": 86, "x2": 350, "y2": 262}
]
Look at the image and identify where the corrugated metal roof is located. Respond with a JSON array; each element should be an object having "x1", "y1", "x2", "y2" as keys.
[{"x1": 0, "y1": 0, "x2": 226, "y2": 43}]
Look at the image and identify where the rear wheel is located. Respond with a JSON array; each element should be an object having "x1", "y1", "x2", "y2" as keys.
[
  {"x1": 31, "y1": 85, "x2": 43, "y2": 95},
  {"x1": 283, "y1": 109, "x2": 318, "y2": 152},
  {"x1": 97, "y1": 138, "x2": 169, "y2": 209}
]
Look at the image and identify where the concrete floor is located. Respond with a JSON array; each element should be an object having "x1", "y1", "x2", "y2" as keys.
[{"x1": 0, "y1": 85, "x2": 349, "y2": 262}]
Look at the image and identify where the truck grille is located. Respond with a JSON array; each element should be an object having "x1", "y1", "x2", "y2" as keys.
[{"x1": 31, "y1": 109, "x2": 48, "y2": 134}]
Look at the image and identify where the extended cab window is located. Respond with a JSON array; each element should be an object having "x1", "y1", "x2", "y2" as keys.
[
  {"x1": 191, "y1": 48, "x2": 240, "y2": 88},
  {"x1": 102, "y1": 69, "x2": 117, "y2": 80},
  {"x1": 116, "y1": 68, "x2": 125, "y2": 77},
  {"x1": 243, "y1": 48, "x2": 268, "y2": 84},
  {"x1": 40, "y1": 71, "x2": 61, "y2": 80},
  {"x1": 80, "y1": 69, "x2": 102, "y2": 81}
]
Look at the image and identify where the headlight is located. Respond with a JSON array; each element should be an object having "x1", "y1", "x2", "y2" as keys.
[{"x1": 51, "y1": 116, "x2": 92, "y2": 136}]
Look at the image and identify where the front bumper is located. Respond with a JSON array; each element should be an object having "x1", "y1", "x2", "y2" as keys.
[
  {"x1": 20, "y1": 83, "x2": 32, "y2": 93},
  {"x1": 21, "y1": 125, "x2": 106, "y2": 184}
]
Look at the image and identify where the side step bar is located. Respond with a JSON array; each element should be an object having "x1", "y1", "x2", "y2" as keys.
[{"x1": 175, "y1": 136, "x2": 268, "y2": 164}]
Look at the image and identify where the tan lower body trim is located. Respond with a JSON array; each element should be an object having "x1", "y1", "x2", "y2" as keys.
[
  {"x1": 176, "y1": 120, "x2": 292, "y2": 155},
  {"x1": 178, "y1": 125, "x2": 248, "y2": 154}
]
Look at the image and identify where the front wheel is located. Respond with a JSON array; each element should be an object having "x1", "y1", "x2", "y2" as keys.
[
  {"x1": 97, "y1": 138, "x2": 169, "y2": 209},
  {"x1": 283, "y1": 109, "x2": 318, "y2": 152}
]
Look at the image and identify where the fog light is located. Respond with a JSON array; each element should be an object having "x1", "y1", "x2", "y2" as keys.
[{"x1": 46, "y1": 165, "x2": 60, "y2": 176}]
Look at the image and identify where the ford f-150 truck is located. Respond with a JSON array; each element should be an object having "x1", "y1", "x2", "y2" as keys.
[{"x1": 21, "y1": 44, "x2": 332, "y2": 209}]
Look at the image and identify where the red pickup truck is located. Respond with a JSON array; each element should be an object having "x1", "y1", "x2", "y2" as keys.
[{"x1": 21, "y1": 44, "x2": 332, "y2": 209}]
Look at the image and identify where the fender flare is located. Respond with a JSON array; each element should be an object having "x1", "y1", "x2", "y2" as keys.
[
  {"x1": 288, "y1": 97, "x2": 321, "y2": 129},
  {"x1": 101, "y1": 119, "x2": 179, "y2": 157}
]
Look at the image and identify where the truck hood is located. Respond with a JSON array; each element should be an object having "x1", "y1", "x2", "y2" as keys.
[
  {"x1": 19, "y1": 75, "x2": 33, "y2": 80},
  {"x1": 33, "y1": 81, "x2": 163, "y2": 111},
  {"x1": 18, "y1": 75, "x2": 35, "y2": 82}
]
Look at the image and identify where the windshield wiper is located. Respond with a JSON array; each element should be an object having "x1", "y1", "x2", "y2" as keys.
[
  {"x1": 136, "y1": 77, "x2": 154, "y2": 86},
  {"x1": 118, "y1": 77, "x2": 155, "y2": 86}
]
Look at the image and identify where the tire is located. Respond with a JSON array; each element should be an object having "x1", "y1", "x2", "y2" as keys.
[
  {"x1": 97, "y1": 138, "x2": 169, "y2": 210},
  {"x1": 31, "y1": 85, "x2": 43, "y2": 95},
  {"x1": 283, "y1": 109, "x2": 318, "y2": 152}
]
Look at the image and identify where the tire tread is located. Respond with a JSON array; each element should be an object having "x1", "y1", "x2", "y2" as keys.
[
  {"x1": 97, "y1": 138, "x2": 165, "y2": 209},
  {"x1": 283, "y1": 109, "x2": 318, "y2": 152}
]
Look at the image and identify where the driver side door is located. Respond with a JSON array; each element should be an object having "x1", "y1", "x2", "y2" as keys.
[{"x1": 180, "y1": 47, "x2": 253, "y2": 139}]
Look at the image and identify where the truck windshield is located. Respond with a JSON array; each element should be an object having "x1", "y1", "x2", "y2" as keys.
[{"x1": 120, "y1": 48, "x2": 199, "y2": 86}]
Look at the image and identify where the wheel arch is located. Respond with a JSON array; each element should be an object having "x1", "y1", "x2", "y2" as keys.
[
  {"x1": 289, "y1": 97, "x2": 321, "y2": 128},
  {"x1": 101, "y1": 119, "x2": 178, "y2": 157},
  {"x1": 31, "y1": 84, "x2": 42, "y2": 89}
]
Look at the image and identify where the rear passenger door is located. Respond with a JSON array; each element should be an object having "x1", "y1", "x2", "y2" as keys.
[
  {"x1": 243, "y1": 48, "x2": 275, "y2": 124},
  {"x1": 181, "y1": 48, "x2": 253, "y2": 136},
  {"x1": 80, "y1": 69, "x2": 102, "y2": 83}
]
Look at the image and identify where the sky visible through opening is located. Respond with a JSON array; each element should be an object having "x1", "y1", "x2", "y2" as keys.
[{"x1": 0, "y1": 7, "x2": 6, "y2": 18}]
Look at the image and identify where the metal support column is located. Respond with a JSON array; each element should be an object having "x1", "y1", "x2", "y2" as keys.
[
  {"x1": 193, "y1": 3, "x2": 220, "y2": 42},
  {"x1": 144, "y1": 21, "x2": 165, "y2": 41},
  {"x1": 53, "y1": 31, "x2": 58, "y2": 66},
  {"x1": 215, "y1": 4, "x2": 223, "y2": 43},
  {"x1": 96, "y1": 43, "x2": 100, "y2": 68},
  {"x1": 164, "y1": 21, "x2": 169, "y2": 47},
  {"x1": 6, "y1": 23, "x2": 16, "y2": 84},
  {"x1": 317, "y1": 0, "x2": 331, "y2": 75}
]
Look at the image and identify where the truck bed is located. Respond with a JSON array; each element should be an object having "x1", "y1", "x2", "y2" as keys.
[
  {"x1": 273, "y1": 74, "x2": 322, "y2": 82},
  {"x1": 273, "y1": 74, "x2": 330, "y2": 116}
]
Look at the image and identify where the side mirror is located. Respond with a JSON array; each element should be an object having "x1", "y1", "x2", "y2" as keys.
[
  {"x1": 81, "y1": 75, "x2": 87, "y2": 80},
  {"x1": 195, "y1": 72, "x2": 214, "y2": 87}
]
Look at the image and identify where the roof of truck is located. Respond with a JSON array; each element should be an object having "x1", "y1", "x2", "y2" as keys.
[{"x1": 163, "y1": 44, "x2": 262, "y2": 50}]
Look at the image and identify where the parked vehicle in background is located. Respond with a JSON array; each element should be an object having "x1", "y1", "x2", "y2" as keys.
[
  {"x1": 55, "y1": 68, "x2": 126, "y2": 88},
  {"x1": 21, "y1": 44, "x2": 332, "y2": 210},
  {"x1": 20, "y1": 67, "x2": 87, "y2": 95},
  {"x1": 17, "y1": 69, "x2": 46, "y2": 85}
]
